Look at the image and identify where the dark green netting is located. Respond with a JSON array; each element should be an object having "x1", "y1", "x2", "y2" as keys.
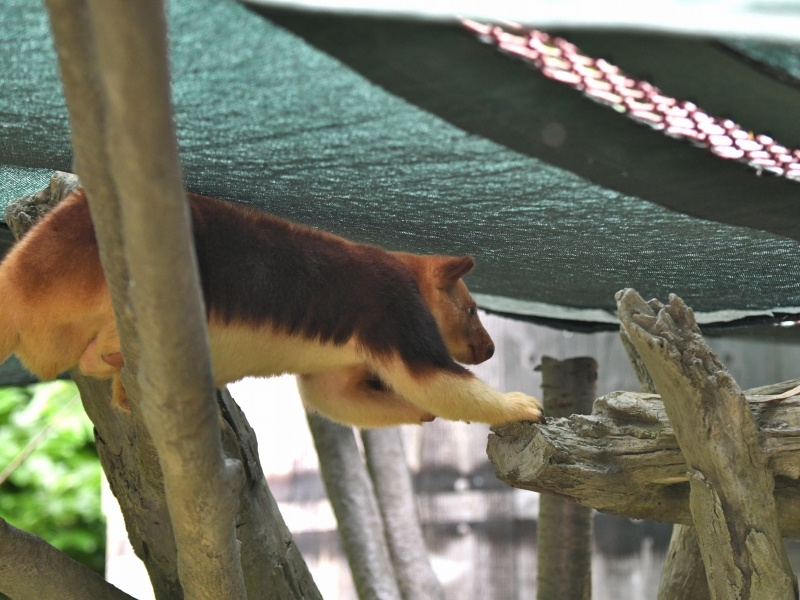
[
  {"x1": 724, "y1": 39, "x2": 800, "y2": 81},
  {"x1": 1, "y1": 0, "x2": 799, "y2": 326}
]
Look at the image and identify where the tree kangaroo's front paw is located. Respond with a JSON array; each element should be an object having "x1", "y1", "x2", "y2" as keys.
[{"x1": 497, "y1": 392, "x2": 546, "y2": 425}]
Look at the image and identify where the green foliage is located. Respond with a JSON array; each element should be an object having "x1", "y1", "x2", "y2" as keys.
[{"x1": 0, "y1": 381, "x2": 105, "y2": 574}]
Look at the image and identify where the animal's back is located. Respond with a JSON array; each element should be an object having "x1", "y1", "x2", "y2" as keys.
[
  {"x1": 190, "y1": 194, "x2": 461, "y2": 374},
  {"x1": 0, "y1": 191, "x2": 461, "y2": 381}
]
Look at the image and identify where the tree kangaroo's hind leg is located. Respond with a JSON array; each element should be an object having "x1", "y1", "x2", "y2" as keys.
[
  {"x1": 298, "y1": 367, "x2": 436, "y2": 429},
  {"x1": 375, "y1": 356, "x2": 545, "y2": 425}
]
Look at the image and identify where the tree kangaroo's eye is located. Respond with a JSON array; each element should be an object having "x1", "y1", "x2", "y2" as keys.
[{"x1": 468, "y1": 307, "x2": 476, "y2": 316}]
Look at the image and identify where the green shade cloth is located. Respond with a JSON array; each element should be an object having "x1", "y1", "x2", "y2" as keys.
[{"x1": 1, "y1": 0, "x2": 799, "y2": 330}]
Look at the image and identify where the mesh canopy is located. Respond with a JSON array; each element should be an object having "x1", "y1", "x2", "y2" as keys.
[{"x1": 1, "y1": 0, "x2": 799, "y2": 328}]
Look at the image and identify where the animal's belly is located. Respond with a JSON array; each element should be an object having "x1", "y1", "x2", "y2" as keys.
[{"x1": 208, "y1": 322, "x2": 362, "y2": 385}]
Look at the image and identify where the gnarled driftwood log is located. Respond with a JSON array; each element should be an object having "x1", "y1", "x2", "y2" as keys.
[
  {"x1": 489, "y1": 379, "x2": 800, "y2": 533},
  {"x1": 490, "y1": 290, "x2": 800, "y2": 600}
]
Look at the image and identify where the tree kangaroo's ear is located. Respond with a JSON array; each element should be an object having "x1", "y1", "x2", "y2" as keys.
[{"x1": 436, "y1": 255, "x2": 475, "y2": 288}]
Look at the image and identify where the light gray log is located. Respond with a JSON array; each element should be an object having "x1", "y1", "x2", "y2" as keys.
[
  {"x1": 487, "y1": 378, "x2": 800, "y2": 534},
  {"x1": 0, "y1": 517, "x2": 135, "y2": 600},
  {"x1": 617, "y1": 290, "x2": 796, "y2": 600},
  {"x1": 536, "y1": 356, "x2": 595, "y2": 600},
  {"x1": 309, "y1": 415, "x2": 403, "y2": 600},
  {"x1": 621, "y1": 327, "x2": 710, "y2": 600},
  {"x1": 362, "y1": 427, "x2": 445, "y2": 600}
]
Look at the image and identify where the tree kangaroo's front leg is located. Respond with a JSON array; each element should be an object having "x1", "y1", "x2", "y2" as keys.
[{"x1": 376, "y1": 357, "x2": 545, "y2": 425}]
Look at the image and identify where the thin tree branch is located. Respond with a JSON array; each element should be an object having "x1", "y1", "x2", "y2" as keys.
[
  {"x1": 361, "y1": 427, "x2": 444, "y2": 600},
  {"x1": 308, "y1": 415, "x2": 402, "y2": 600},
  {"x1": 0, "y1": 517, "x2": 136, "y2": 600}
]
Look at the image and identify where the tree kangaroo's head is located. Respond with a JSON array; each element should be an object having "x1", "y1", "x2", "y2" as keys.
[{"x1": 393, "y1": 252, "x2": 495, "y2": 365}]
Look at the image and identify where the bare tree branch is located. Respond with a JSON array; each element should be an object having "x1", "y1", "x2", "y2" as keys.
[
  {"x1": 362, "y1": 427, "x2": 444, "y2": 600},
  {"x1": 617, "y1": 289, "x2": 796, "y2": 599},
  {"x1": 43, "y1": 0, "x2": 248, "y2": 595},
  {"x1": 0, "y1": 517, "x2": 135, "y2": 600},
  {"x1": 308, "y1": 415, "x2": 402, "y2": 600}
]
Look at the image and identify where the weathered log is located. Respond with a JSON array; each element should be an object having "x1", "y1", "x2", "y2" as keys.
[
  {"x1": 618, "y1": 290, "x2": 796, "y2": 600},
  {"x1": 536, "y1": 356, "x2": 595, "y2": 600},
  {"x1": 488, "y1": 378, "x2": 800, "y2": 534},
  {"x1": 621, "y1": 326, "x2": 710, "y2": 600}
]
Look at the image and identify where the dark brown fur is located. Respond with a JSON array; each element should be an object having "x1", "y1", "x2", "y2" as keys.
[{"x1": 189, "y1": 194, "x2": 466, "y2": 375}]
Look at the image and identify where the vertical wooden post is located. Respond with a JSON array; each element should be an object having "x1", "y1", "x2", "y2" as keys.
[{"x1": 536, "y1": 356, "x2": 596, "y2": 600}]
